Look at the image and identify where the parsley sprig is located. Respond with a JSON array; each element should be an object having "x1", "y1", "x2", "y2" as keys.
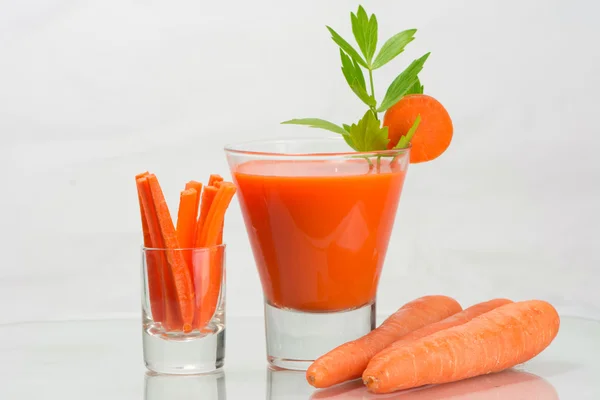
[{"x1": 282, "y1": 5, "x2": 426, "y2": 152}]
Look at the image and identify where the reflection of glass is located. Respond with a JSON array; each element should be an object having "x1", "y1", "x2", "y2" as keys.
[
  {"x1": 141, "y1": 246, "x2": 226, "y2": 374},
  {"x1": 144, "y1": 371, "x2": 226, "y2": 400},
  {"x1": 310, "y1": 370, "x2": 559, "y2": 399},
  {"x1": 267, "y1": 367, "x2": 315, "y2": 400},
  {"x1": 226, "y1": 138, "x2": 409, "y2": 369}
]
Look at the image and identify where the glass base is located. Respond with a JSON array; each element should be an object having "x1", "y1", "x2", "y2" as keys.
[
  {"x1": 264, "y1": 301, "x2": 375, "y2": 371},
  {"x1": 142, "y1": 324, "x2": 225, "y2": 375}
]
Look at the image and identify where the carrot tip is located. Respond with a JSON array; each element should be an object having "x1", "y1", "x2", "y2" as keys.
[
  {"x1": 307, "y1": 375, "x2": 316, "y2": 386},
  {"x1": 363, "y1": 376, "x2": 376, "y2": 387}
]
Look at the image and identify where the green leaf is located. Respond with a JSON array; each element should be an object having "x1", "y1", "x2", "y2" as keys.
[
  {"x1": 326, "y1": 26, "x2": 367, "y2": 68},
  {"x1": 405, "y1": 76, "x2": 424, "y2": 95},
  {"x1": 340, "y1": 50, "x2": 375, "y2": 107},
  {"x1": 342, "y1": 124, "x2": 351, "y2": 132},
  {"x1": 394, "y1": 114, "x2": 421, "y2": 149},
  {"x1": 377, "y1": 52, "x2": 430, "y2": 112},
  {"x1": 347, "y1": 110, "x2": 390, "y2": 151},
  {"x1": 281, "y1": 118, "x2": 348, "y2": 135},
  {"x1": 351, "y1": 6, "x2": 378, "y2": 64},
  {"x1": 372, "y1": 29, "x2": 416, "y2": 69}
]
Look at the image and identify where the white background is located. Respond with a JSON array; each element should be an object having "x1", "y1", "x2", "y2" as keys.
[{"x1": 1, "y1": 0, "x2": 598, "y2": 325}]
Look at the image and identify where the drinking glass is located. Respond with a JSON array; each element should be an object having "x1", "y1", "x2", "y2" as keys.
[
  {"x1": 141, "y1": 245, "x2": 226, "y2": 374},
  {"x1": 225, "y1": 137, "x2": 409, "y2": 370}
]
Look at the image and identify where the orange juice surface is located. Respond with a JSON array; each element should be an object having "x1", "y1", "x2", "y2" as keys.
[{"x1": 233, "y1": 159, "x2": 406, "y2": 312}]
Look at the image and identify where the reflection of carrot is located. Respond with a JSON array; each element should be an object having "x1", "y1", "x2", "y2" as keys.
[
  {"x1": 311, "y1": 370, "x2": 558, "y2": 400},
  {"x1": 135, "y1": 172, "x2": 165, "y2": 323},
  {"x1": 185, "y1": 180, "x2": 203, "y2": 218},
  {"x1": 193, "y1": 183, "x2": 237, "y2": 330},
  {"x1": 363, "y1": 300, "x2": 560, "y2": 394},
  {"x1": 384, "y1": 94, "x2": 453, "y2": 163},
  {"x1": 306, "y1": 296, "x2": 462, "y2": 388},
  {"x1": 146, "y1": 174, "x2": 195, "y2": 332},
  {"x1": 368, "y1": 298, "x2": 512, "y2": 370}
]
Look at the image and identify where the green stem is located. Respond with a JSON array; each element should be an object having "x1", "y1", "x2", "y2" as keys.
[{"x1": 368, "y1": 68, "x2": 378, "y2": 120}]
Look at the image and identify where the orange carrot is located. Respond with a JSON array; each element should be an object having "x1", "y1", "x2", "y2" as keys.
[
  {"x1": 208, "y1": 175, "x2": 225, "y2": 242},
  {"x1": 176, "y1": 188, "x2": 199, "y2": 283},
  {"x1": 193, "y1": 182, "x2": 237, "y2": 330},
  {"x1": 208, "y1": 174, "x2": 223, "y2": 187},
  {"x1": 135, "y1": 172, "x2": 165, "y2": 323},
  {"x1": 363, "y1": 300, "x2": 560, "y2": 394},
  {"x1": 176, "y1": 188, "x2": 198, "y2": 248},
  {"x1": 146, "y1": 174, "x2": 195, "y2": 332},
  {"x1": 137, "y1": 175, "x2": 178, "y2": 328},
  {"x1": 384, "y1": 94, "x2": 453, "y2": 163},
  {"x1": 306, "y1": 295, "x2": 462, "y2": 388},
  {"x1": 197, "y1": 182, "x2": 236, "y2": 247},
  {"x1": 194, "y1": 186, "x2": 218, "y2": 246},
  {"x1": 185, "y1": 180, "x2": 203, "y2": 218},
  {"x1": 367, "y1": 298, "x2": 513, "y2": 368}
]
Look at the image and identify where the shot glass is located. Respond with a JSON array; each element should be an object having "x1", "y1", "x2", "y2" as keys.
[{"x1": 141, "y1": 245, "x2": 226, "y2": 374}]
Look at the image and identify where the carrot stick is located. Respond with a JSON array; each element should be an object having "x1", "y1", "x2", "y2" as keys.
[
  {"x1": 176, "y1": 188, "x2": 199, "y2": 284},
  {"x1": 207, "y1": 175, "x2": 225, "y2": 242},
  {"x1": 185, "y1": 180, "x2": 203, "y2": 218},
  {"x1": 137, "y1": 175, "x2": 177, "y2": 327},
  {"x1": 208, "y1": 174, "x2": 223, "y2": 187},
  {"x1": 363, "y1": 300, "x2": 560, "y2": 394},
  {"x1": 306, "y1": 295, "x2": 462, "y2": 388},
  {"x1": 194, "y1": 186, "x2": 218, "y2": 247},
  {"x1": 193, "y1": 182, "x2": 236, "y2": 330},
  {"x1": 367, "y1": 298, "x2": 513, "y2": 368},
  {"x1": 176, "y1": 188, "x2": 198, "y2": 248},
  {"x1": 135, "y1": 172, "x2": 165, "y2": 323},
  {"x1": 197, "y1": 182, "x2": 236, "y2": 247},
  {"x1": 146, "y1": 174, "x2": 195, "y2": 332}
]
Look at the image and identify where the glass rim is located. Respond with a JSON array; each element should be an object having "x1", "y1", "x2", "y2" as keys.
[
  {"x1": 223, "y1": 137, "x2": 411, "y2": 157},
  {"x1": 141, "y1": 243, "x2": 226, "y2": 251}
]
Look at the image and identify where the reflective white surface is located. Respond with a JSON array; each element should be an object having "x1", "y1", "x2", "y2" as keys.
[{"x1": 1, "y1": 315, "x2": 598, "y2": 399}]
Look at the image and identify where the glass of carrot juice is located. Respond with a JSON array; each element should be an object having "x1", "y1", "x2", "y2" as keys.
[{"x1": 225, "y1": 137, "x2": 409, "y2": 370}]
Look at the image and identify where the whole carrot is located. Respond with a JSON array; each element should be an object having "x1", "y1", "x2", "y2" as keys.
[
  {"x1": 306, "y1": 295, "x2": 462, "y2": 388},
  {"x1": 363, "y1": 300, "x2": 560, "y2": 394},
  {"x1": 367, "y1": 298, "x2": 512, "y2": 370}
]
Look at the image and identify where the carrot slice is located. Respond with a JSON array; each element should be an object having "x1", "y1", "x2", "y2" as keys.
[
  {"x1": 146, "y1": 174, "x2": 195, "y2": 332},
  {"x1": 366, "y1": 298, "x2": 513, "y2": 375},
  {"x1": 306, "y1": 295, "x2": 462, "y2": 388},
  {"x1": 363, "y1": 300, "x2": 560, "y2": 393},
  {"x1": 383, "y1": 94, "x2": 453, "y2": 163},
  {"x1": 193, "y1": 183, "x2": 236, "y2": 330},
  {"x1": 184, "y1": 180, "x2": 203, "y2": 219},
  {"x1": 135, "y1": 172, "x2": 165, "y2": 323},
  {"x1": 194, "y1": 186, "x2": 218, "y2": 247}
]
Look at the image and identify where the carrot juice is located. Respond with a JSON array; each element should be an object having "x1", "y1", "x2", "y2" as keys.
[{"x1": 233, "y1": 159, "x2": 406, "y2": 313}]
